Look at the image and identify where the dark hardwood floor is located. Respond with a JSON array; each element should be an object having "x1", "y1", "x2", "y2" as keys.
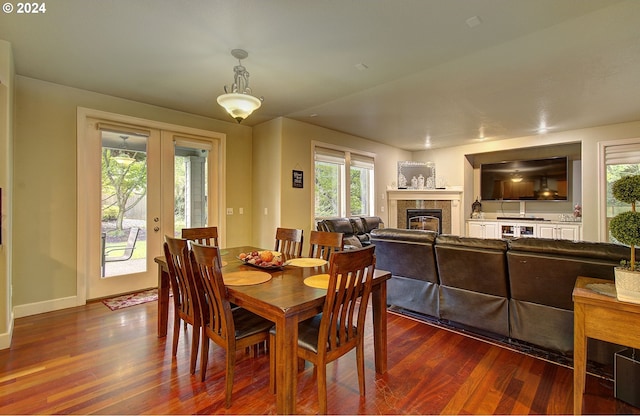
[{"x1": 1, "y1": 298, "x2": 639, "y2": 414}]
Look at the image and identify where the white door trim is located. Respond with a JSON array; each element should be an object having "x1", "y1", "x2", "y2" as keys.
[{"x1": 76, "y1": 107, "x2": 226, "y2": 304}]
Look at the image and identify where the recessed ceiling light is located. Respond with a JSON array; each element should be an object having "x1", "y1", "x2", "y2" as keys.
[
  {"x1": 465, "y1": 16, "x2": 482, "y2": 28},
  {"x1": 538, "y1": 120, "x2": 548, "y2": 134},
  {"x1": 309, "y1": 113, "x2": 318, "y2": 118}
]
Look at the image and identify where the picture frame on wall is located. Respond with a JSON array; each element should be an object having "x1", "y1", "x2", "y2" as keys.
[
  {"x1": 292, "y1": 170, "x2": 303, "y2": 188},
  {"x1": 397, "y1": 161, "x2": 436, "y2": 189}
]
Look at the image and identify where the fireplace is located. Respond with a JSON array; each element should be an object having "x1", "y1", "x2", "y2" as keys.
[
  {"x1": 407, "y1": 209, "x2": 442, "y2": 233},
  {"x1": 386, "y1": 187, "x2": 463, "y2": 235}
]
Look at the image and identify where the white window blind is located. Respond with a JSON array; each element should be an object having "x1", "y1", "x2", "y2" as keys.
[
  {"x1": 97, "y1": 122, "x2": 150, "y2": 137},
  {"x1": 605, "y1": 142, "x2": 640, "y2": 165},
  {"x1": 351, "y1": 153, "x2": 375, "y2": 169},
  {"x1": 315, "y1": 147, "x2": 346, "y2": 164}
]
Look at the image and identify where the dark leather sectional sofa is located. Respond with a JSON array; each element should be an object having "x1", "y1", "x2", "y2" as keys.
[
  {"x1": 370, "y1": 228, "x2": 631, "y2": 365},
  {"x1": 317, "y1": 216, "x2": 384, "y2": 248}
]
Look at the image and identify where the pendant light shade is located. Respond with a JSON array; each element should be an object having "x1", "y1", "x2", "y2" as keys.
[
  {"x1": 217, "y1": 49, "x2": 263, "y2": 123},
  {"x1": 114, "y1": 136, "x2": 136, "y2": 165}
]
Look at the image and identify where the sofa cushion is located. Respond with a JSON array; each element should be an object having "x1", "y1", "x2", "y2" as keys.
[
  {"x1": 370, "y1": 228, "x2": 440, "y2": 316},
  {"x1": 369, "y1": 228, "x2": 438, "y2": 284},
  {"x1": 322, "y1": 217, "x2": 355, "y2": 234},
  {"x1": 435, "y1": 235, "x2": 509, "y2": 297},
  {"x1": 507, "y1": 238, "x2": 626, "y2": 310},
  {"x1": 360, "y1": 216, "x2": 384, "y2": 233}
]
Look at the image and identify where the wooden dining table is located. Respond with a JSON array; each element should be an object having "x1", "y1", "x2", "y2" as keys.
[{"x1": 154, "y1": 246, "x2": 391, "y2": 414}]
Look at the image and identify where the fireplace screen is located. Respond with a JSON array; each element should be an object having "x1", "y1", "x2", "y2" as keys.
[{"x1": 407, "y1": 209, "x2": 442, "y2": 233}]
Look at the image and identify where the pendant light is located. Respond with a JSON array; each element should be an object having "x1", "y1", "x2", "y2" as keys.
[
  {"x1": 217, "y1": 49, "x2": 263, "y2": 123},
  {"x1": 113, "y1": 136, "x2": 135, "y2": 166}
]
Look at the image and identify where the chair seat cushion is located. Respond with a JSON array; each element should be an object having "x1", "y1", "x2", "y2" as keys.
[
  {"x1": 232, "y1": 308, "x2": 273, "y2": 338},
  {"x1": 295, "y1": 314, "x2": 357, "y2": 354}
]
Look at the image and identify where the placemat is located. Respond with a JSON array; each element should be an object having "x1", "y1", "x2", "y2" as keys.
[
  {"x1": 287, "y1": 258, "x2": 327, "y2": 267},
  {"x1": 223, "y1": 271, "x2": 272, "y2": 286},
  {"x1": 303, "y1": 274, "x2": 331, "y2": 289},
  {"x1": 586, "y1": 282, "x2": 617, "y2": 298}
]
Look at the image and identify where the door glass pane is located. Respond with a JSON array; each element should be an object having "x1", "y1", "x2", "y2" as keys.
[
  {"x1": 174, "y1": 144, "x2": 209, "y2": 237},
  {"x1": 101, "y1": 133, "x2": 147, "y2": 277}
]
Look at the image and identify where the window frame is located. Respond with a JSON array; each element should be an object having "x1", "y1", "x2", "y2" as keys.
[
  {"x1": 312, "y1": 142, "x2": 376, "y2": 221},
  {"x1": 598, "y1": 137, "x2": 640, "y2": 241}
]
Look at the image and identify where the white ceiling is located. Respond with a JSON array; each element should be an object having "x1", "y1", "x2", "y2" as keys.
[{"x1": 2, "y1": 0, "x2": 639, "y2": 150}]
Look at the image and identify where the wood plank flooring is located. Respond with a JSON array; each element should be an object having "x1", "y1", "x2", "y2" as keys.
[{"x1": 1, "y1": 299, "x2": 639, "y2": 414}]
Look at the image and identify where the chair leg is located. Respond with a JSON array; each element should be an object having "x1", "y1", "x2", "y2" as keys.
[
  {"x1": 225, "y1": 349, "x2": 236, "y2": 408},
  {"x1": 317, "y1": 363, "x2": 328, "y2": 414},
  {"x1": 269, "y1": 332, "x2": 276, "y2": 394},
  {"x1": 190, "y1": 324, "x2": 200, "y2": 374},
  {"x1": 200, "y1": 333, "x2": 210, "y2": 382},
  {"x1": 172, "y1": 314, "x2": 180, "y2": 356},
  {"x1": 356, "y1": 341, "x2": 366, "y2": 396}
]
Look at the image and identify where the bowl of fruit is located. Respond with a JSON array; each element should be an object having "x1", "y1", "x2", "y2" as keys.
[{"x1": 237, "y1": 250, "x2": 284, "y2": 269}]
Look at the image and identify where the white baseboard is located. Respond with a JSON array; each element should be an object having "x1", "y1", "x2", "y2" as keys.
[
  {"x1": 13, "y1": 296, "x2": 81, "y2": 319},
  {"x1": 0, "y1": 311, "x2": 14, "y2": 350}
]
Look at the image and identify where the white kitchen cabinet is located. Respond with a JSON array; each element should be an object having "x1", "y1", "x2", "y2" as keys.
[
  {"x1": 466, "y1": 220, "x2": 582, "y2": 240},
  {"x1": 467, "y1": 221, "x2": 499, "y2": 239},
  {"x1": 536, "y1": 223, "x2": 582, "y2": 241},
  {"x1": 498, "y1": 222, "x2": 537, "y2": 239}
]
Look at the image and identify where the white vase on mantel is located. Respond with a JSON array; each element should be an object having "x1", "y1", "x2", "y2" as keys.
[{"x1": 614, "y1": 267, "x2": 640, "y2": 304}]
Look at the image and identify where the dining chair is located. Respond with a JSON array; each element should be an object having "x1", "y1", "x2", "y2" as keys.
[
  {"x1": 181, "y1": 226, "x2": 219, "y2": 247},
  {"x1": 269, "y1": 245, "x2": 376, "y2": 414},
  {"x1": 308, "y1": 230, "x2": 344, "y2": 261},
  {"x1": 163, "y1": 235, "x2": 203, "y2": 375},
  {"x1": 190, "y1": 242, "x2": 273, "y2": 408},
  {"x1": 274, "y1": 227, "x2": 304, "y2": 257},
  {"x1": 182, "y1": 226, "x2": 223, "y2": 268}
]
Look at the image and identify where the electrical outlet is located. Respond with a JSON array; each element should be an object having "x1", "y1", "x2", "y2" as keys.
[
  {"x1": 239, "y1": 207, "x2": 244, "y2": 214},
  {"x1": 264, "y1": 208, "x2": 268, "y2": 215},
  {"x1": 226, "y1": 208, "x2": 234, "y2": 215}
]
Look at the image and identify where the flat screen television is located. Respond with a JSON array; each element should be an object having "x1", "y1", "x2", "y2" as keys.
[{"x1": 480, "y1": 156, "x2": 568, "y2": 201}]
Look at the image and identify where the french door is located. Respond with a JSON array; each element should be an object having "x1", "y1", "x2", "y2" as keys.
[{"x1": 77, "y1": 109, "x2": 225, "y2": 302}]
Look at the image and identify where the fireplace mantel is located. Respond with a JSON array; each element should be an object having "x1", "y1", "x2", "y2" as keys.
[{"x1": 387, "y1": 187, "x2": 464, "y2": 235}]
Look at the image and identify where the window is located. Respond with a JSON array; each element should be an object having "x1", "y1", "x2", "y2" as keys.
[
  {"x1": 314, "y1": 145, "x2": 375, "y2": 219},
  {"x1": 601, "y1": 139, "x2": 640, "y2": 241}
]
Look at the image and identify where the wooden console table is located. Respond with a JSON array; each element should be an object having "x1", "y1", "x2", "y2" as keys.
[{"x1": 573, "y1": 276, "x2": 640, "y2": 414}]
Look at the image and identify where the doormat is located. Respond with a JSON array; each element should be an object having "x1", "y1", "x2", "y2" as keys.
[{"x1": 101, "y1": 288, "x2": 158, "y2": 311}]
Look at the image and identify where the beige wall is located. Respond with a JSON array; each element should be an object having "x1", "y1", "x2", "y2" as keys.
[
  {"x1": 413, "y1": 120, "x2": 640, "y2": 241},
  {"x1": 252, "y1": 117, "x2": 411, "y2": 254},
  {"x1": 12, "y1": 76, "x2": 252, "y2": 310},
  {"x1": 0, "y1": 40, "x2": 14, "y2": 347}
]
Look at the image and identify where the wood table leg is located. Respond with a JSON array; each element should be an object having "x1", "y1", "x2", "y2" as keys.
[
  {"x1": 573, "y1": 302, "x2": 586, "y2": 415},
  {"x1": 275, "y1": 315, "x2": 298, "y2": 414},
  {"x1": 371, "y1": 280, "x2": 388, "y2": 373},
  {"x1": 157, "y1": 265, "x2": 170, "y2": 338}
]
